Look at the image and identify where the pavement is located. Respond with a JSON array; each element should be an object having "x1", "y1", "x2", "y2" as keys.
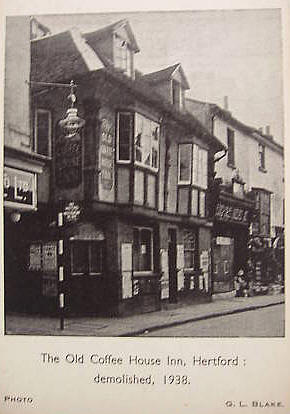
[{"x1": 5, "y1": 293, "x2": 285, "y2": 337}]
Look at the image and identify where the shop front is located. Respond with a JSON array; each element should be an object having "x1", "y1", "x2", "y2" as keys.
[
  {"x1": 212, "y1": 194, "x2": 254, "y2": 294},
  {"x1": 4, "y1": 153, "x2": 47, "y2": 312},
  {"x1": 159, "y1": 221, "x2": 212, "y2": 305}
]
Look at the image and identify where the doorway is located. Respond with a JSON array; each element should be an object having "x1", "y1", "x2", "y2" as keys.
[
  {"x1": 168, "y1": 228, "x2": 177, "y2": 303},
  {"x1": 212, "y1": 236, "x2": 234, "y2": 293}
]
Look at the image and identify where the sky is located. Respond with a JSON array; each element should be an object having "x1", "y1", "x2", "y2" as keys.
[{"x1": 36, "y1": 9, "x2": 284, "y2": 144}]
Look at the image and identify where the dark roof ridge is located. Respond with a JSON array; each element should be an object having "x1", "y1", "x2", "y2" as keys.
[
  {"x1": 143, "y1": 63, "x2": 180, "y2": 77},
  {"x1": 30, "y1": 28, "x2": 72, "y2": 43},
  {"x1": 141, "y1": 63, "x2": 190, "y2": 89}
]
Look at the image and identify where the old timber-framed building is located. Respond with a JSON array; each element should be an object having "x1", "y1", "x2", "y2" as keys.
[{"x1": 5, "y1": 18, "x2": 225, "y2": 316}]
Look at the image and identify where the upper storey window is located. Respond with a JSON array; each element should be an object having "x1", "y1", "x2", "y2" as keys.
[
  {"x1": 34, "y1": 109, "x2": 52, "y2": 157},
  {"x1": 178, "y1": 143, "x2": 208, "y2": 188},
  {"x1": 172, "y1": 80, "x2": 184, "y2": 110},
  {"x1": 178, "y1": 143, "x2": 192, "y2": 184},
  {"x1": 117, "y1": 112, "x2": 132, "y2": 162},
  {"x1": 258, "y1": 143, "x2": 266, "y2": 171},
  {"x1": 117, "y1": 112, "x2": 160, "y2": 172},
  {"x1": 178, "y1": 143, "x2": 208, "y2": 217},
  {"x1": 227, "y1": 128, "x2": 235, "y2": 167},
  {"x1": 135, "y1": 114, "x2": 159, "y2": 171},
  {"x1": 114, "y1": 34, "x2": 132, "y2": 77}
]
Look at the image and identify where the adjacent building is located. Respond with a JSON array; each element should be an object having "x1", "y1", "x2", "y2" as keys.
[
  {"x1": 4, "y1": 17, "x2": 52, "y2": 311},
  {"x1": 186, "y1": 98, "x2": 284, "y2": 293}
]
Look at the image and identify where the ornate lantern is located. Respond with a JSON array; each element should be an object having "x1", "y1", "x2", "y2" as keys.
[{"x1": 58, "y1": 80, "x2": 85, "y2": 138}]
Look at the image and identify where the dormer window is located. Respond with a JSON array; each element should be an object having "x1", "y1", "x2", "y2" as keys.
[
  {"x1": 114, "y1": 34, "x2": 132, "y2": 77},
  {"x1": 172, "y1": 80, "x2": 184, "y2": 110}
]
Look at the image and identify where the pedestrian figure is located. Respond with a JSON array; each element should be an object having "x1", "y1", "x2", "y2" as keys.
[{"x1": 235, "y1": 269, "x2": 248, "y2": 297}]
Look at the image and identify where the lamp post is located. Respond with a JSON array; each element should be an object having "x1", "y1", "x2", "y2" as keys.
[{"x1": 30, "y1": 79, "x2": 85, "y2": 329}]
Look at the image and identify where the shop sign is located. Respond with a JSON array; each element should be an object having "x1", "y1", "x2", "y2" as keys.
[
  {"x1": 4, "y1": 167, "x2": 36, "y2": 209},
  {"x1": 100, "y1": 118, "x2": 114, "y2": 190},
  {"x1": 216, "y1": 236, "x2": 232, "y2": 245},
  {"x1": 215, "y1": 202, "x2": 249, "y2": 224}
]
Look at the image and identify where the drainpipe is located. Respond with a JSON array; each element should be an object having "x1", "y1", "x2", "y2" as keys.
[
  {"x1": 209, "y1": 113, "x2": 227, "y2": 298},
  {"x1": 211, "y1": 114, "x2": 228, "y2": 164}
]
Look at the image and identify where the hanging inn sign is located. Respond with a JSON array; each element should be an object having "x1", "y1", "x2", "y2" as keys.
[{"x1": 215, "y1": 200, "x2": 251, "y2": 225}]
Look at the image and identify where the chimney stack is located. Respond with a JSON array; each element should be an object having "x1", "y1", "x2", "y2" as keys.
[
  {"x1": 258, "y1": 127, "x2": 263, "y2": 134},
  {"x1": 224, "y1": 96, "x2": 229, "y2": 111},
  {"x1": 265, "y1": 125, "x2": 270, "y2": 135}
]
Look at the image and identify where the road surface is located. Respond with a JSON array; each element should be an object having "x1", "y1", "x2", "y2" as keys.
[{"x1": 140, "y1": 304, "x2": 284, "y2": 337}]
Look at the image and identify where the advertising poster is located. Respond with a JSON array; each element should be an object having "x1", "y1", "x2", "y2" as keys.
[{"x1": 0, "y1": 1, "x2": 289, "y2": 414}]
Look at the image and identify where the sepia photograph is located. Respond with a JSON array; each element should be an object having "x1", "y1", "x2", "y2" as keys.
[{"x1": 3, "y1": 8, "x2": 285, "y2": 340}]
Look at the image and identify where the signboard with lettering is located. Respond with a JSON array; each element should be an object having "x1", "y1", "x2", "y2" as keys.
[
  {"x1": 28, "y1": 241, "x2": 57, "y2": 273},
  {"x1": 29, "y1": 244, "x2": 42, "y2": 271},
  {"x1": 160, "y1": 249, "x2": 169, "y2": 299},
  {"x1": 215, "y1": 202, "x2": 250, "y2": 224},
  {"x1": 4, "y1": 167, "x2": 36, "y2": 210},
  {"x1": 177, "y1": 244, "x2": 185, "y2": 291},
  {"x1": 55, "y1": 133, "x2": 82, "y2": 188},
  {"x1": 42, "y1": 242, "x2": 57, "y2": 272},
  {"x1": 216, "y1": 236, "x2": 232, "y2": 245},
  {"x1": 100, "y1": 118, "x2": 114, "y2": 191}
]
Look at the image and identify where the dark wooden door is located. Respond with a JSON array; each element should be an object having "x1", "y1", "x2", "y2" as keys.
[
  {"x1": 168, "y1": 228, "x2": 177, "y2": 303},
  {"x1": 212, "y1": 237, "x2": 234, "y2": 293}
]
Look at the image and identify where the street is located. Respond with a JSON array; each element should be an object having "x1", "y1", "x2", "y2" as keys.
[{"x1": 140, "y1": 304, "x2": 284, "y2": 337}]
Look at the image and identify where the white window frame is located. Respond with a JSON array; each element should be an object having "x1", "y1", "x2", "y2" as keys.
[
  {"x1": 34, "y1": 108, "x2": 52, "y2": 157},
  {"x1": 134, "y1": 113, "x2": 160, "y2": 172},
  {"x1": 178, "y1": 143, "x2": 192, "y2": 185},
  {"x1": 192, "y1": 144, "x2": 208, "y2": 189},
  {"x1": 133, "y1": 226, "x2": 154, "y2": 275},
  {"x1": 116, "y1": 111, "x2": 132, "y2": 164},
  {"x1": 114, "y1": 34, "x2": 132, "y2": 77}
]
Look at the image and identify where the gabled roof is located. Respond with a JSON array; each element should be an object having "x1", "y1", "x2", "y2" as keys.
[
  {"x1": 31, "y1": 28, "x2": 103, "y2": 84},
  {"x1": 83, "y1": 19, "x2": 140, "y2": 53},
  {"x1": 30, "y1": 17, "x2": 51, "y2": 37},
  {"x1": 141, "y1": 63, "x2": 190, "y2": 89}
]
